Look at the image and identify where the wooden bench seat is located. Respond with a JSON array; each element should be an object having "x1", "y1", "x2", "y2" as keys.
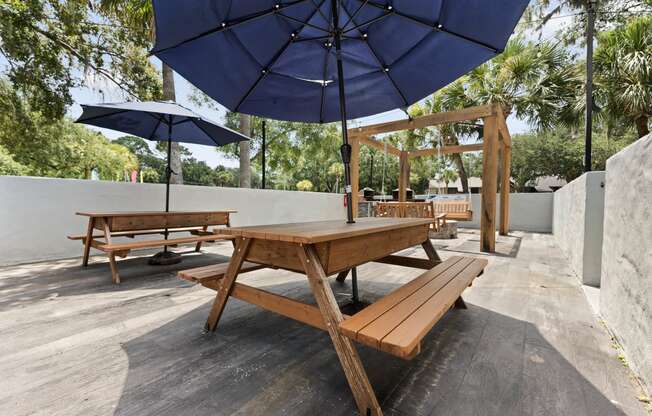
[
  {"x1": 95, "y1": 234, "x2": 234, "y2": 252},
  {"x1": 339, "y1": 256, "x2": 487, "y2": 359},
  {"x1": 178, "y1": 261, "x2": 266, "y2": 283}
]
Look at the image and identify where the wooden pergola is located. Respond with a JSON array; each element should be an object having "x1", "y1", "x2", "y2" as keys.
[{"x1": 347, "y1": 103, "x2": 512, "y2": 253}]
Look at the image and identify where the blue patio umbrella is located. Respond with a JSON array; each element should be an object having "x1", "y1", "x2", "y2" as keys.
[
  {"x1": 150, "y1": 0, "x2": 528, "y2": 292},
  {"x1": 76, "y1": 101, "x2": 250, "y2": 262}
]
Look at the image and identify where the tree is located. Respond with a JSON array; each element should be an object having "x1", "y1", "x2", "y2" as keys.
[
  {"x1": 440, "y1": 169, "x2": 459, "y2": 194},
  {"x1": 0, "y1": 0, "x2": 161, "y2": 119},
  {"x1": 296, "y1": 179, "x2": 313, "y2": 192},
  {"x1": 238, "y1": 114, "x2": 251, "y2": 188},
  {"x1": 595, "y1": 16, "x2": 652, "y2": 138},
  {"x1": 0, "y1": 144, "x2": 29, "y2": 175},
  {"x1": 97, "y1": 0, "x2": 184, "y2": 184}
]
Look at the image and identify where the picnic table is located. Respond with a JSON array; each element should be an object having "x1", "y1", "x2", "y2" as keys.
[
  {"x1": 178, "y1": 217, "x2": 487, "y2": 416},
  {"x1": 68, "y1": 210, "x2": 236, "y2": 284}
]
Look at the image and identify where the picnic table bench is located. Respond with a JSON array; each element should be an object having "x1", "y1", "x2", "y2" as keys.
[
  {"x1": 68, "y1": 211, "x2": 236, "y2": 284},
  {"x1": 178, "y1": 218, "x2": 486, "y2": 415},
  {"x1": 374, "y1": 201, "x2": 448, "y2": 232}
]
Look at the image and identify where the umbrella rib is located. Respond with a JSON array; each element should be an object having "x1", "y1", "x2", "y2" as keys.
[
  {"x1": 192, "y1": 120, "x2": 226, "y2": 147},
  {"x1": 354, "y1": 0, "x2": 499, "y2": 53},
  {"x1": 151, "y1": 0, "x2": 311, "y2": 55},
  {"x1": 277, "y1": 12, "x2": 331, "y2": 34},
  {"x1": 146, "y1": 118, "x2": 164, "y2": 141},
  {"x1": 234, "y1": 0, "x2": 328, "y2": 112},
  {"x1": 319, "y1": 43, "x2": 334, "y2": 123},
  {"x1": 342, "y1": 0, "x2": 368, "y2": 30},
  {"x1": 339, "y1": 2, "x2": 408, "y2": 106},
  {"x1": 310, "y1": 0, "x2": 332, "y2": 31},
  {"x1": 342, "y1": 11, "x2": 392, "y2": 34}
]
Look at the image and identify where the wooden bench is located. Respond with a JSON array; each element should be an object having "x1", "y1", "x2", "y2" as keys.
[
  {"x1": 178, "y1": 261, "x2": 266, "y2": 283},
  {"x1": 339, "y1": 256, "x2": 486, "y2": 359},
  {"x1": 70, "y1": 211, "x2": 236, "y2": 284},
  {"x1": 432, "y1": 200, "x2": 473, "y2": 221},
  {"x1": 374, "y1": 201, "x2": 447, "y2": 231}
]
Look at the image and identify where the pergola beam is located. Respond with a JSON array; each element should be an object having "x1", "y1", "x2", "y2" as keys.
[
  {"x1": 348, "y1": 104, "x2": 494, "y2": 137},
  {"x1": 408, "y1": 143, "x2": 483, "y2": 158},
  {"x1": 356, "y1": 135, "x2": 402, "y2": 157}
]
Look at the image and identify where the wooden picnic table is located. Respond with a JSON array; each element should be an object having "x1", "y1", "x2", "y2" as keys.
[
  {"x1": 69, "y1": 210, "x2": 236, "y2": 283},
  {"x1": 180, "y1": 217, "x2": 487, "y2": 416}
]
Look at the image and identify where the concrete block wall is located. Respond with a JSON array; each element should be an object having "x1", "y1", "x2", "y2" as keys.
[
  {"x1": 552, "y1": 171, "x2": 605, "y2": 287},
  {"x1": 461, "y1": 192, "x2": 553, "y2": 233},
  {"x1": 0, "y1": 176, "x2": 345, "y2": 266},
  {"x1": 600, "y1": 135, "x2": 652, "y2": 391}
]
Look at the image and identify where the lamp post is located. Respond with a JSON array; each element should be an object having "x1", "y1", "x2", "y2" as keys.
[{"x1": 584, "y1": 0, "x2": 597, "y2": 172}]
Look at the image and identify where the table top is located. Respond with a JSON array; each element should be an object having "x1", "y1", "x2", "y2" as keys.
[
  {"x1": 76, "y1": 210, "x2": 236, "y2": 217},
  {"x1": 223, "y1": 217, "x2": 433, "y2": 244}
]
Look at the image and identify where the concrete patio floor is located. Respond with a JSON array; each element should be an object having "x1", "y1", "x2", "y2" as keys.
[{"x1": 0, "y1": 230, "x2": 649, "y2": 416}]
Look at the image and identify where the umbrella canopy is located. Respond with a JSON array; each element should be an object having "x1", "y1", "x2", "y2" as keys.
[
  {"x1": 151, "y1": 0, "x2": 529, "y2": 123},
  {"x1": 76, "y1": 101, "x2": 249, "y2": 146}
]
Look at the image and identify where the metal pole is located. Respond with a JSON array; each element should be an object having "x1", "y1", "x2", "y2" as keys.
[
  {"x1": 331, "y1": 0, "x2": 355, "y2": 225},
  {"x1": 164, "y1": 115, "x2": 173, "y2": 251},
  {"x1": 262, "y1": 120, "x2": 266, "y2": 189},
  {"x1": 331, "y1": 0, "x2": 360, "y2": 304},
  {"x1": 584, "y1": 0, "x2": 596, "y2": 172}
]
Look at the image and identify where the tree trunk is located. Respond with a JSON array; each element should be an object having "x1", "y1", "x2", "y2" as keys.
[
  {"x1": 239, "y1": 114, "x2": 251, "y2": 188},
  {"x1": 635, "y1": 116, "x2": 649, "y2": 139},
  {"x1": 162, "y1": 63, "x2": 183, "y2": 184}
]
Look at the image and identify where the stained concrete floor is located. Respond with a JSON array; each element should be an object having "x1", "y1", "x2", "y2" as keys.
[{"x1": 0, "y1": 230, "x2": 649, "y2": 416}]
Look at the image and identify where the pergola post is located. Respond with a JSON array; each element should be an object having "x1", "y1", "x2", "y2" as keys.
[
  {"x1": 351, "y1": 136, "x2": 360, "y2": 218},
  {"x1": 398, "y1": 151, "x2": 410, "y2": 202},
  {"x1": 480, "y1": 113, "x2": 499, "y2": 252}
]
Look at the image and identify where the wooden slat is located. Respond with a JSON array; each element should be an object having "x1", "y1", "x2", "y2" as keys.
[
  {"x1": 68, "y1": 227, "x2": 206, "y2": 240},
  {"x1": 347, "y1": 104, "x2": 494, "y2": 137},
  {"x1": 380, "y1": 259, "x2": 487, "y2": 358},
  {"x1": 356, "y1": 258, "x2": 475, "y2": 349},
  {"x1": 76, "y1": 210, "x2": 236, "y2": 217},
  {"x1": 356, "y1": 135, "x2": 402, "y2": 156},
  {"x1": 407, "y1": 143, "x2": 484, "y2": 158},
  {"x1": 100, "y1": 234, "x2": 232, "y2": 251},
  {"x1": 178, "y1": 261, "x2": 266, "y2": 283},
  {"x1": 373, "y1": 255, "x2": 438, "y2": 270},
  {"x1": 339, "y1": 257, "x2": 463, "y2": 338},
  {"x1": 223, "y1": 217, "x2": 433, "y2": 244}
]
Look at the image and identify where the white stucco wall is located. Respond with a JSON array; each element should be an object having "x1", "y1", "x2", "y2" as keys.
[
  {"x1": 0, "y1": 176, "x2": 345, "y2": 266},
  {"x1": 552, "y1": 171, "x2": 605, "y2": 287},
  {"x1": 460, "y1": 193, "x2": 553, "y2": 233},
  {"x1": 600, "y1": 135, "x2": 652, "y2": 391}
]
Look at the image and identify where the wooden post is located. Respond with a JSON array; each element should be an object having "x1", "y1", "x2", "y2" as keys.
[
  {"x1": 398, "y1": 151, "x2": 409, "y2": 202},
  {"x1": 480, "y1": 114, "x2": 499, "y2": 252},
  {"x1": 351, "y1": 136, "x2": 360, "y2": 218},
  {"x1": 499, "y1": 141, "x2": 511, "y2": 236}
]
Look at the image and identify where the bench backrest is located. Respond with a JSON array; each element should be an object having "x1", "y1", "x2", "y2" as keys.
[
  {"x1": 432, "y1": 200, "x2": 471, "y2": 214},
  {"x1": 374, "y1": 202, "x2": 434, "y2": 219}
]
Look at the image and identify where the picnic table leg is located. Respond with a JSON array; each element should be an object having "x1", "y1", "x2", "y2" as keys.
[
  {"x1": 421, "y1": 238, "x2": 441, "y2": 263},
  {"x1": 195, "y1": 225, "x2": 208, "y2": 252},
  {"x1": 82, "y1": 218, "x2": 95, "y2": 267},
  {"x1": 335, "y1": 269, "x2": 349, "y2": 282},
  {"x1": 204, "y1": 237, "x2": 252, "y2": 332},
  {"x1": 297, "y1": 245, "x2": 382, "y2": 416},
  {"x1": 108, "y1": 252, "x2": 120, "y2": 284}
]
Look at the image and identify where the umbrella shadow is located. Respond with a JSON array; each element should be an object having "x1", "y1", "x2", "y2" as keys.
[{"x1": 112, "y1": 279, "x2": 633, "y2": 416}]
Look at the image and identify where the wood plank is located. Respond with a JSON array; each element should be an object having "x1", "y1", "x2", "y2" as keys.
[
  {"x1": 356, "y1": 258, "x2": 476, "y2": 349},
  {"x1": 205, "y1": 238, "x2": 252, "y2": 332},
  {"x1": 82, "y1": 217, "x2": 94, "y2": 267},
  {"x1": 245, "y1": 238, "x2": 324, "y2": 273},
  {"x1": 339, "y1": 257, "x2": 463, "y2": 338},
  {"x1": 223, "y1": 217, "x2": 433, "y2": 244},
  {"x1": 356, "y1": 135, "x2": 402, "y2": 157},
  {"x1": 109, "y1": 212, "x2": 230, "y2": 232},
  {"x1": 325, "y1": 224, "x2": 428, "y2": 275},
  {"x1": 68, "y1": 227, "x2": 207, "y2": 240},
  {"x1": 347, "y1": 104, "x2": 494, "y2": 137},
  {"x1": 407, "y1": 143, "x2": 484, "y2": 158},
  {"x1": 380, "y1": 259, "x2": 488, "y2": 358},
  {"x1": 398, "y1": 151, "x2": 409, "y2": 202},
  {"x1": 373, "y1": 255, "x2": 438, "y2": 270},
  {"x1": 297, "y1": 245, "x2": 383, "y2": 416},
  {"x1": 177, "y1": 261, "x2": 266, "y2": 283},
  {"x1": 76, "y1": 210, "x2": 236, "y2": 217},
  {"x1": 100, "y1": 234, "x2": 232, "y2": 251},
  {"x1": 480, "y1": 114, "x2": 499, "y2": 253}
]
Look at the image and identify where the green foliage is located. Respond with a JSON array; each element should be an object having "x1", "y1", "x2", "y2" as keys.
[
  {"x1": 511, "y1": 128, "x2": 631, "y2": 190},
  {"x1": 296, "y1": 179, "x2": 313, "y2": 192},
  {"x1": 0, "y1": 0, "x2": 161, "y2": 120},
  {"x1": 0, "y1": 144, "x2": 29, "y2": 175},
  {"x1": 595, "y1": 15, "x2": 652, "y2": 138}
]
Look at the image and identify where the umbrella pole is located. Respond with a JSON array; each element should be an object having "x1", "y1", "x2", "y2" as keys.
[
  {"x1": 332, "y1": 0, "x2": 360, "y2": 304},
  {"x1": 164, "y1": 117, "x2": 172, "y2": 251}
]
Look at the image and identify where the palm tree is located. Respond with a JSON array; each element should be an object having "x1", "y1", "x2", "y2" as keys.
[
  {"x1": 96, "y1": 0, "x2": 184, "y2": 183},
  {"x1": 595, "y1": 16, "x2": 652, "y2": 138},
  {"x1": 440, "y1": 168, "x2": 459, "y2": 194},
  {"x1": 421, "y1": 38, "x2": 583, "y2": 192}
]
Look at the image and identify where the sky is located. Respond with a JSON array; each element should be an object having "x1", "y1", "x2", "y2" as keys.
[{"x1": 32, "y1": 2, "x2": 579, "y2": 169}]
